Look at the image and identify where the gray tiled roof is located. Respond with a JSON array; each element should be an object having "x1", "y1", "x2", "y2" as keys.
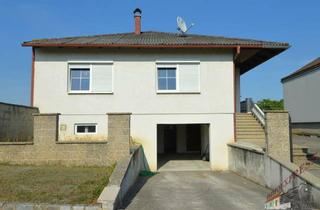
[{"x1": 22, "y1": 31, "x2": 289, "y2": 48}]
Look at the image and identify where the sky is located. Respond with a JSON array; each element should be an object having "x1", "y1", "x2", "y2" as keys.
[{"x1": 0, "y1": 0, "x2": 319, "y2": 106}]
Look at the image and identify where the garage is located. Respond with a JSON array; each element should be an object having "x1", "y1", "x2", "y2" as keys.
[{"x1": 157, "y1": 124, "x2": 210, "y2": 170}]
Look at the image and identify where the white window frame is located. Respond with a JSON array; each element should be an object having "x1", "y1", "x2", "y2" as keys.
[
  {"x1": 69, "y1": 66, "x2": 92, "y2": 93},
  {"x1": 74, "y1": 123, "x2": 98, "y2": 135},
  {"x1": 156, "y1": 61, "x2": 200, "y2": 93},
  {"x1": 68, "y1": 61, "x2": 114, "y2": 94},
  {"x1": 156, "y1": 64, "x2": 179, "y2": 93}
]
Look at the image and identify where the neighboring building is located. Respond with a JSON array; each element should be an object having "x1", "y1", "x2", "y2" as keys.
[
  {"x1": 22, "y1": 9, "x2": 289, "y2": 171},
  {"x1": 282, "y1": 57, "x2": 320, "y2": 133}
]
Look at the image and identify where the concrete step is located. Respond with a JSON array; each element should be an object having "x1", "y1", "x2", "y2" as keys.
[
  {"x1": 236, "y1": 122, "x2": 262, "y2": 126},
  {"x1": 236, "y1": 136, "x2": 265, "y2": 140},
  {"x1": 236, "y1": 131, "x2": 265, "y2": 136},
  {"x1": 293, "y1": 152, "x2": 309, "y2": 156},
  {"x1": 236, "y1": 128, "x2": 265, "y2": 134},
  {"x1": 236, "y1": 121, "x2": 259, "y2": 124},
  {"x1": 292, "y1": 146, "x2": 309, "y2": 153},
  {"x1": 236, "y1": 132, "x2": 265, "y2": 136},
  {"x1": 236, "y1": 123, "x2": 263, "y2": 130},
  {"x1": 236, "y1": 117, "x2": 257, "y2": 120},
  {"x1": 236, "y1": 117, "x2": 255, "y2": 120},
  {"x1": 236, "y1": 127, "x2": 264, "y2": 130},
  {"x1": 236, "y1": 115, "x2": 256, "y2": 118}
]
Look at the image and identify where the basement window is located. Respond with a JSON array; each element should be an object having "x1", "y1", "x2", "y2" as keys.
[{"x1": 74, "y1": 124, "x2": 97, "y2": 134}]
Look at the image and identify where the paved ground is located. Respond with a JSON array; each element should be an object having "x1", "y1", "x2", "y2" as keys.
[
  {"x1": 158, "y1": 154, "x2": 210, "y2": 171},
  {"x1": 124, "y1": 171, "x2": 269, "y2": 210}
]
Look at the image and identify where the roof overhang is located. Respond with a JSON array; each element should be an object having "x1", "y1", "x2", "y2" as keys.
[
  {"x1": 234, "y1": 47, "x2": 289, "y2": 74},
  {"x1": 22, "y1": 42, "x2": 289, "y2": 74}
]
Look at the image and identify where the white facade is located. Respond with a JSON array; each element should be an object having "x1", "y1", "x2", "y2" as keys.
[
  {"x1": 34, "y1": 47, "x2": 238, "y2": 171},
  {"x1": 283, "y1": 67, "x2": 320, "y2": 123}
]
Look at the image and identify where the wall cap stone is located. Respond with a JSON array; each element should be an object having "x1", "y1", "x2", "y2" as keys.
[
  {"x1": 56, "y1": 141, "x2": 108, "y2": 145},
  {"x1": 33, "y1": 113, "x2": 61, "y2": 116},
  {"x1": 228, "y1": 142, "x2": 265, "y2": 154},
  {"x1": 264, "y1": 110, "x2": 289, "y2": 113},
  {"x1": 0, "y1": 142, "x2": 33, "y2": 146},
  {"x1": 0, "y1": 102, "x2": 39, "y2": 110},
  {"x1": 107, "y1": 112, "x2": 132, "y2": 115}
]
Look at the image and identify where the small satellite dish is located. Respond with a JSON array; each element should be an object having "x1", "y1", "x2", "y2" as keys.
[
  {"x1": 177, "y1": 16, "x2": 187, "y2": 33},
  {"x1": 177, "y1": 16, "x2": 195, "y2": 34}
]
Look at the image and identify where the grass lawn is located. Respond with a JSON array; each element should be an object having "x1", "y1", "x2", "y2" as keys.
[{"x1": 0, "y1": 164, "x2": 114, "y2": 204}]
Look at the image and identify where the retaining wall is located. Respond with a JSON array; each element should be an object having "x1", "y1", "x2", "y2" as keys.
[
  {"x1": 228, "y1": 143, "x2": 320, "y2": 208},
  {"x1": 0, "y1": 113, "x2": 131, "y2": 166},
  {"x1": 0, "y1": 102, "x2": 39, "y2": 142},
  {"x1": 98, "y1": 145, "x2": 148, "y2": 210}
]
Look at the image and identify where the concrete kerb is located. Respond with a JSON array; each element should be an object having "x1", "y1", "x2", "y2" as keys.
[{"x1": 0, "y1": 202, "x2": 102, "y2": 210}]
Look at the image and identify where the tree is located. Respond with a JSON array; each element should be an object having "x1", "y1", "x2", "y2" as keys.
[{"x1": 256, "y1": 99, "x2": 284, "y2": 110}]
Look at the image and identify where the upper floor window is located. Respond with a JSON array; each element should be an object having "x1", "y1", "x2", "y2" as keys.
[
  {"x1": 70, "y1": 68, "x2": 90, "y2": 91},
  {"x1": 68, "y1": 62, "x2": 113, "y2": 93},
  {"x1": 158, "y1": 67, "x2": 177, "y2": 90},
  {"x1": 156, "y1": 62, "x2": 200, "y2": 93}
]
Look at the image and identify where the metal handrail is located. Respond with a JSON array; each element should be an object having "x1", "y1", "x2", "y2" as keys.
[{"x1": 251, "y1": 104, "x2": 265, "y2": 127}]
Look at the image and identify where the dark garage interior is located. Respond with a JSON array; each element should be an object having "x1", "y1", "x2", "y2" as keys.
[{"x1": 157, "y1": 124, "x2": 210, "y2": 169}]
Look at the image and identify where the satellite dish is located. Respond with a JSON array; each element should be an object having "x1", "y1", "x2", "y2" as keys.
[
  {"x1": 177, "y1": 16, "x2": 195, "y2": 34},
  {"x1": 177, "y1": 16, "x2": 187, "y2": 33}
]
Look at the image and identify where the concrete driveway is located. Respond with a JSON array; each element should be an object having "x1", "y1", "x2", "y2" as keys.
[{"x1": 124, "y1": 171, "x2": 270, "y2": 210}]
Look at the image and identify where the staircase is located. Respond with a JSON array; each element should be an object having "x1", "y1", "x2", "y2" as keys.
[
  {"x1": 292, "y1": 146, "x2": 319, "y2": 169},
  {"x1": 236, "y1": 113, "x2": 265, "y2": 148},
  {"x1": 236, "y1": 113, "x2": 319, "y2": 168}
]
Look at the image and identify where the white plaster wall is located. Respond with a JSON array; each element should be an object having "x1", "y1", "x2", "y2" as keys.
[
  {"x1": 131, "y1": 114, "x2": 234, "y2": 171},
  {"x1": 283, "y1": 68, "x2": 320, "y2": 123},
  {"x1": 34, "y1": 48, "x2": 234, "y2": 114},
  {"x1": 235, "y1": 67, "x2": 241, "y2": 112},
  {"x1": 34, "y1": 48, "x2": 235, "y2": 170}
]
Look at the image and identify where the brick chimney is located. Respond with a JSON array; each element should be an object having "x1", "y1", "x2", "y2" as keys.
[{"x1": 133, "y1": 8, "x2": 142, "y2": 35}]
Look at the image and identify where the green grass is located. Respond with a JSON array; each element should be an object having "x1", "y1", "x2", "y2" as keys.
[{"x1": 0, "y1": 164, "x2": 114, "y2": 204}]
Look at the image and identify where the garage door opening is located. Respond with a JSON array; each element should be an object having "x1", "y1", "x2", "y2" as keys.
[{"x1": 157, "y1": 124, "x2": 210, "y2": 171}]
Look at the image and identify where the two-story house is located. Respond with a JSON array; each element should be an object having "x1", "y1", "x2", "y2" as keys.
[{"x1": 22, "y1": 9, "x2": 289, "y2": 171}]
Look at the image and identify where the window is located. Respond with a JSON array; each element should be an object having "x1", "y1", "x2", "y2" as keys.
[
  {"x1": 158, "y1": 67, "x2": 177, "y2": 90},
  {"x1": 75, "y1": 124, "x2": 97, "y2": 134},
  {"x1": 68, "y1": 63, "x2": 113, "y2": 93},
  {"x1": 156, "y1": 63, "x2": 200, "y2": 93},
  {"x1": 70, "y1": 68, "x2": 90, "y2": 91}
]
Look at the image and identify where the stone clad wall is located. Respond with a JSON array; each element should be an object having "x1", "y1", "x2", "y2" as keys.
[
  {"x1": 0, "y1": 113, "x2": 131, "y2": 166},
  {"x1": 0, "y1": 102, "x2": 39, "y2": 142},
  {"x1": 107, "y1": 113, "x2": 131, "y2": 160},
  {"x1": 265, "y1": 111, "x2": 292, "y2": 162}
]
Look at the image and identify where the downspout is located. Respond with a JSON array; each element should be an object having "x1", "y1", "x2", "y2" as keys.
[
  {"x1": 233, "y1": 46, "x2": 240, "y2": 142},
  {"x1": 30, "y1": 47, "x2": 35, "y2": 107}
]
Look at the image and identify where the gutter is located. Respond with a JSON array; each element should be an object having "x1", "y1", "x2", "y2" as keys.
[{"x1": 21, "y1": 42, "x2": 288, "y2": 49}]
